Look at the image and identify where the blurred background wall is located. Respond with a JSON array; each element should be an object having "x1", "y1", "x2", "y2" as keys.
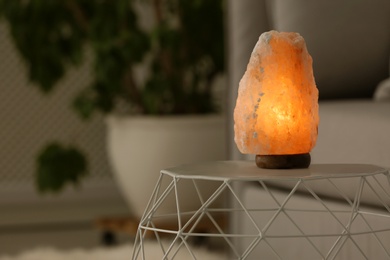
[{"x1": 0, "y1": 21, "x2": 128, "y2": 237}]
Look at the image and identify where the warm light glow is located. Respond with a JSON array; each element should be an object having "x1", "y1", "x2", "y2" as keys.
[{"x1": 234, "y1": 31, "x2": 319, "y2": 156}]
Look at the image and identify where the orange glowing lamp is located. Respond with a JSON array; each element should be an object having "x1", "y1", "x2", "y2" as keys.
[{"x1": 234, "y1": 31, "x2": 319, "y2": 169}]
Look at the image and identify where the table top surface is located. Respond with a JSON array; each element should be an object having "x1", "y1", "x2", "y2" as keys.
[{"x1": 161, "y1": 161, "x2": 388, "y2": 181}]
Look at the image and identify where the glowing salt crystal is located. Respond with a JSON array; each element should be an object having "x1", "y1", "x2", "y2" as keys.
[{"x1": 234, "y1": 31, "x2": 319, "y2": 155}]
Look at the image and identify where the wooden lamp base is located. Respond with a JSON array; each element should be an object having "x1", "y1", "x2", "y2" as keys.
[{"x1": 256, "y1": 153, "x2": 311, "y2": 169}]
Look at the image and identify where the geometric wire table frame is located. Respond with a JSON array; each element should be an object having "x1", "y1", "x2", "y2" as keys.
[{"x1": 132, "y1": 161, "x2": 390, "y2": 259}]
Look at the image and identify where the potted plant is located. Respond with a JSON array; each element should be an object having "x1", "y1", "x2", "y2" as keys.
[{"x1": 0, "y1": 0, "x2": 226, "y2": 217}]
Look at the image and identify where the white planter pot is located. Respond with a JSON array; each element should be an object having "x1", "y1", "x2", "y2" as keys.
[{"x1": 106, "y1": 115, "x2": 227, "y2": 219}]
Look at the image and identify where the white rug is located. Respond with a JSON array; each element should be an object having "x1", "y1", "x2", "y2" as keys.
[{"x1": 0, "y1": 242, "x2": 226, "y2": 260}]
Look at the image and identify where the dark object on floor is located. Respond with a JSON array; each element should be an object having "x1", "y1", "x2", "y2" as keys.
[{"x1": 102, "y1": 231, "x2": 117, "y2": 246}]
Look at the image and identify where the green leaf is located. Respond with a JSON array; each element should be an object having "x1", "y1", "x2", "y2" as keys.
[
  {"x1": 36, "y1": 142, "x2": 87, "y2": 193},
  {"x1": 73, "y1": 88, "x2": 97, "y2": 120},
  {"x1": 3, "y1": 0, "x2": 225, "y2": 116}
]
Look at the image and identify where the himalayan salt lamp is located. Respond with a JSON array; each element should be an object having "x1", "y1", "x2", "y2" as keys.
[{"x1": 234, "y1": 31, "x2": 319, "y2": 169}]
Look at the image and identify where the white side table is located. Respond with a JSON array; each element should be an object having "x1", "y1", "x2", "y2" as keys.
[{"x1": 132, "y1": 161, "x2": 390, "y2": 259}]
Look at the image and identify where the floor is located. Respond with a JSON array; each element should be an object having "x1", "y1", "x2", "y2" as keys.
[
  {"x1": 0, "y1": 224, "x2": 133, "y2": 256},
  {"x1": 0, "y1": 179, "x2": 132, "y2": 256}
]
